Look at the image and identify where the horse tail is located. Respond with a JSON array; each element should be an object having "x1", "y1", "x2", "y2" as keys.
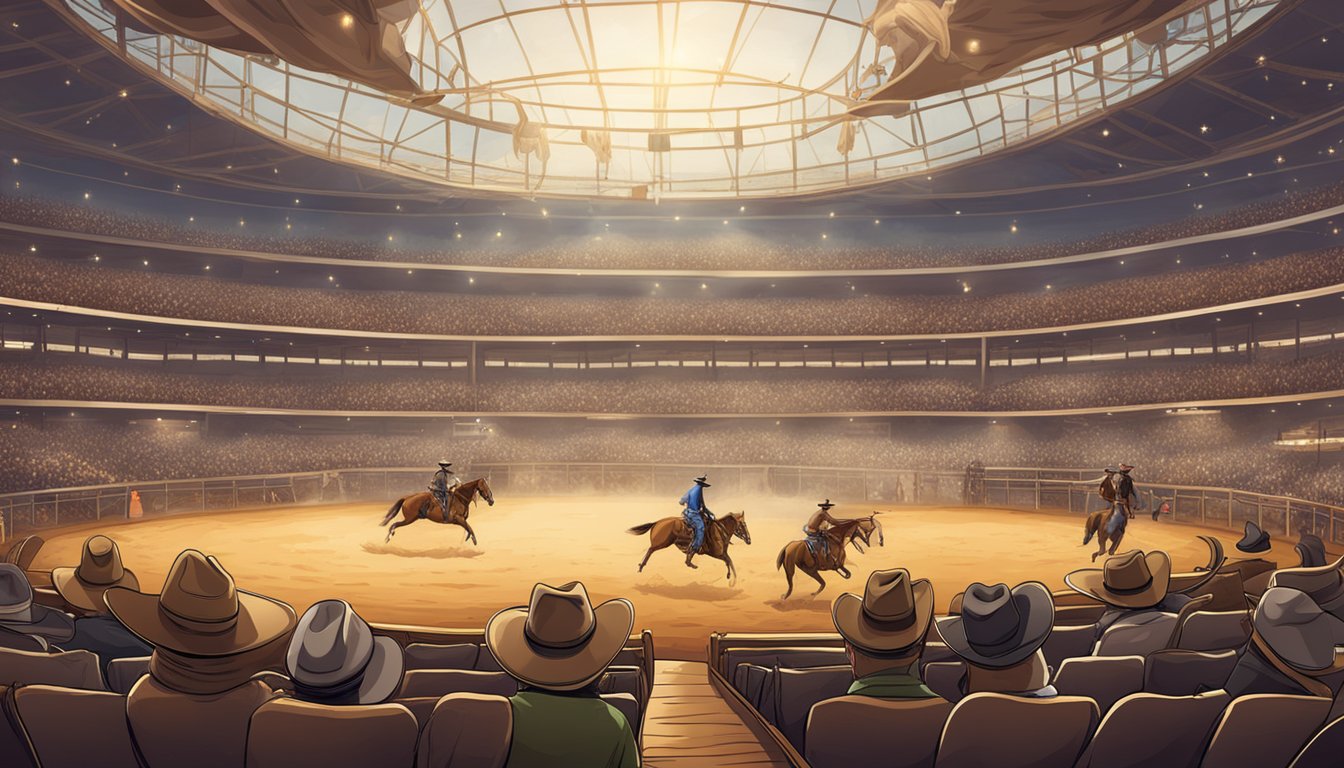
[
  {"x1": 1082, "y1": 512, "x2": 1099, "y2": 545},
  {"x1": 627, "y1": 522, "x2": 656, "y2": 536},
  {"x1": 776, "y1": 544, "x2": 787, "y2": 571},
  {"x1": 380, "y1": 498, "x2": 404, "y2": 527}
]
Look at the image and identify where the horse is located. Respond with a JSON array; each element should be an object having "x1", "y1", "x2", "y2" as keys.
[
  {"x1": 379, "y1": 478, "x2": 494, "y2": 545},
  {"x1": 1083, "y1": 488, "x2": 1152, "y2": 561},
  {"x1": 628, "y1": 511, "x2": 751, "y2": 584},
  {"x1": 776, "y1": 515, "x2": 884, "y2": 600}
]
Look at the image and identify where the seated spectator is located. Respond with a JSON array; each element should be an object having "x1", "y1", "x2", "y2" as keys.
[
  {"x1": 51, "y1": 534, "x2": 151, "y2": 676},
  {"x1": 0, "y1": 562, "x2": 74, "y2": 651},
  {"x1": 1065, "y1": 546, "x2": 1220, "y2": 649},
  {"x1": 285, "y1": 599, "x2": 403, "y2": 705},
  {"x1": 483, "y1": 580, "x2": 638, "y2": 768},
  {"x1": 1268, "y1": 552, "x2": 1344, "y2": 617},
  {"x1": 830, "y1": 568, "x2": 939, "y2": 700},
  {"x1": 105, "y1": 549, "x2": 297, "y2": 768},
  {"x1": 935, "y1": 581, "x2": 1056, "y2": 698},
  {"x1": 1223, "y1": 587, "x2": 1344, "y2": 699}
]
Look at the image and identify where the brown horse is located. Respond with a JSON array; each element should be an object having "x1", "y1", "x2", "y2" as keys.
[
  {"x1": 628, "y1": 512, "x2": 752, "y2": 583},
  {"x1": 379, "y1": 478, "x2": 494, "y2": 544},
  {"x1": 777, "y1": 515, "x2": 883, "y2": 600},
  {"x1": 1083, "y1": 505, "x2": 1131, "y2": 562}
]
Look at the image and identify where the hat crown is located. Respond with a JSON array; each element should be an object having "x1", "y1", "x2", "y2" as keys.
[
  {"x1": 862, "y1": 569, "x2": 916, "y2": 623},
  {"x1": 961, "y1": 582, "x2": 1020, "y2": 649},
  {"x1": 1263, "y1": 588, "x2": 1325, "y2": 626},
  {"x1": 0, "y1": 564, "x2": 33, "y2": 612},
  {"x1": 78, "y1": 535, "x2": 125, "y2": 585},
  {"x1": 1103, "y1": 551, "x2": 1154, "y2": 592},
  {"x1": 159, "y1": 551, "x2": 239, "y2": 627},
  {"x1": 525, "y1": 582, "x2": 597, "y2": 650},
  {"x1": 294, "y1": 600, "x2": 372, "y2": 677}
]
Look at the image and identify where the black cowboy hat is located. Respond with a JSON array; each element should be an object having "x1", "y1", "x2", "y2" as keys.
[
  {"x1": 935, "y1": 581, "x2": 1054, "y2": 669},
  {"x1": 694, "y1": 475, "x2": 711, "y2": 487},
  {"x1": 1296, "y1": 533, "x2": 1329, "y2": 569},
  {"x1": 818, "y1": 499, "x2": 835, "y2": 510},
  {"x1": 1236, "y1": 521, "x2": 1272, "y2": 555}
]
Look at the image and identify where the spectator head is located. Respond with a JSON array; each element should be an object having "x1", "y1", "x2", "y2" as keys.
[
  {"x1": 935, "y1": 581, "x2": 1054, "y2": 670},
  {"x1": 286, "y1": 599, "x2": 404, "y2": 705},
  {"x1": 485, "y1": 581, "x2": 634, "y2": 692},
  {"x1": 51, "y1": 534, "x2": 139, "y2": 615},
  {"x1": 1254, "y1": 587, "x2": 1344, "y2": 678},
  {"x1": 832, "y1": 568, "x2": 933, "y2": 675},
  {"x1": 1236, "y1": 521, "x2": 1272, "y2": 555},
  {"x1": 0, "y1": 563, "x2": 75, "y2": 646},
  {"x1": 1065, "y1": 550, "x2": 1172, "y2": 610}
]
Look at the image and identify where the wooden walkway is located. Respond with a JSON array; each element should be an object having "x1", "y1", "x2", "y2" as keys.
[{"x1": 641, "y1": 660, "x2": 792, "y2": 767}]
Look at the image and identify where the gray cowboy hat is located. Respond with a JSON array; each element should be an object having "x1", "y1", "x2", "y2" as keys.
[
  {"x1": 694, "y1": 475, "x2": 711, "y2": 487},
  {"x1": 1296, "y1": 533, "x2": 1328, "y2": 568},
  {"x1": 486, "y1": 581, "x2": 634, "y2": 692},
  {"x1": 1255, "y1": 587, "x2": 1344, "y2": 674},
  {"x1": 1236, "y1": 521, "x2": 1272, "y2": 555},
  {"x1": 935, "y1": 581, "x2": 1054, "y2": 669},
  {"x1": 833, "y1": 568, "x2": 934, "y2": 655},
  {"x1": 287, "y1": 600, "x2": 404, "y2": 705},
  {"x1": 1269, "y1": 553, "x2": 1344, "y2": 618},
  {"x1": 0, "y1": 563, "x2": 75, "y2": 644},
  {"x1": 52, "y1": 535, "x2": 139, "y2": 613}
]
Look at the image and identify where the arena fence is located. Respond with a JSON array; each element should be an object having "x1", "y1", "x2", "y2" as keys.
[{"x1": 1, "y1": 464, "x2": 1341, "y2": 548}]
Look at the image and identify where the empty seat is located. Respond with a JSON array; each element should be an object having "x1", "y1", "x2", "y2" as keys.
[
  {"x1": 399, "y1": 669, "x2": 517, "y2": 699},
  {"x1": 733, "y1": 663, "x2": 771, "y2": 707},
  {"x1": 106, "y1": 655, "x2": 149, "y2": 695},
  {"x1": 396, "y1": 695, "x2": 439, "y2": 732},
  {"x1": 935, "y1": 693, "x2": 1099, "y2": 768},
  {"x1": 1143, "y1": 650, "x2": 1237, "y2": 696},
  {"x1": 0, "y1": 647, "x2": 104, "y2": 691},
  {"x1": 404, "y1": 643, "x2": 479, "y2": 671},
  {"x1": 597, "y1": 665, "x2": 643, "y2": 702},
  {"x1": 1094, "y1": 612, "x2": 1178, "y2": 658},
  {"x1": 1042, "y1": 624, "x2": 1096, "y2": 672},
  {"x1": 247, "y1": 697, "x2": 418, "y2": 768},
  {"x1": 473, "y1": 645, "x2": 504, "y2": 671},
  {"x1": 601, "y1": 692, "x2": 641, "y2": 736},
  {"x1": 805, "y1": 695, "x2": 953, "y2": 768},
  {"x1": 0, "y1": 685, "x2": 35, "y2": 768},
  {"x1": 14, "y1": 684, "x2": 138, "y2": 768},
  {"x1": 1052, "y1": 656, "x2": 1145, "y2": 715},
  {"x1": 722, "y1": 647, "x2": 846, "y2": 677},
  {"x1": 416, "y1": 693, "x2": 513, "y2": 768},
  {"x1": 1176, "y1": 612, "x2": 1251, "y2": 653},
  {"x1": 922, "y1": 662, "x2": 965, "y2": 703},
  {"x1": 1076, "y1": 690, "x2": 1231, "y2": 768},
  {"x1": 1289, "y1": 714, "x2": 1344, "y2": 768},
  {"x1": 1200, "y1": 694, "x2": 1330, "y2": 768},
  {"x1": 768, "y1": 665, "x2": 854, "y2": 752},
  {"x1": 919, "y1": 641, "x2": 959, "y2": 669}
]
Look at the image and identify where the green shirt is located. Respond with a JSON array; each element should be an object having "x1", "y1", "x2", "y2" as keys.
[
  {"x1": 846, "y1": 667, "x2": 938, "y2": 700},
  {"x1": 506, "y1": 690, "x2": 640, "y2": 768}
]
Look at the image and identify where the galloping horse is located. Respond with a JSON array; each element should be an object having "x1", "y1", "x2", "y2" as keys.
[
  {"x1": 777, "y1": 515, "x2": 883, "y2": 600},
  {"x1": 1082, "y1": 488, "x2": 1155, "y2": 561},
  {"x1": 628, "y1": 512, "x2": 752, "y2": 583},
  {"x1": 379, "y1": 478, "x2": 494, "y2": 545}
]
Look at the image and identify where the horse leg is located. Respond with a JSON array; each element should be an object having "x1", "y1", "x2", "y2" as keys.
[
  {"x1": 781, "y1": 555, "x2": 797, "y2": 600},
  {"x1": 638, "y1": 546, "x2": 657, "y2": 572},
  {"x1": 720, "y1": 553, "x2": 735, "y2": 585},
  {"x1": 801, "y1": 564, "x2": 827, "y2": 596},
  {"x1": 459, "y1": 519, "x2": 478, "y2": 546},
  {"x1": 1108, "y1": 530, "x2": 1123, "y2": 556},
  {"x1": 385, "y1": 519, "x2": 405, "y2": 543},
  {"x1": 1092, "y1": 532, "x2": 1107, "y2": 562}
]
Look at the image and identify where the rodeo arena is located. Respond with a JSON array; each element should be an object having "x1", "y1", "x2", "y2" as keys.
[{"x1": 5, "y1": 1, "x2": 1344, "y2": 767}]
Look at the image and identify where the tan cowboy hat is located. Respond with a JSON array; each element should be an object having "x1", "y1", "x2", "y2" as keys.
[
  {"x1": 1269, "y1": 553, "x2": 1344, "y2": 618},
  {"x1": 1065, "y1": 550, "x2": 1171, "y2": 609},
  {"x1": 105, "y1": 549, "x2": 296, "y2": 657},
  {"x1": 832, "y1": 568, "x2": 934, "y2": 655},
  {"x1": 485, "y1": 581, "x2": 633, "y2": 692},
  {"x1": 51, "y1": 535, "x2": 139, "y2": 613}
]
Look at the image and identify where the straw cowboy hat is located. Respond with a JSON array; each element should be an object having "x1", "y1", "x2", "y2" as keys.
[
  {"x1": 286, "y1": 600, "x2": 404, "y2": 705},
  {"x1": 1254, "y1": 587, "x2": 1344, "y2": 674},
  {"x1": 1236, "y1": 521, "x2": 1271, "y2": 555},
  {"x1": 0, "y1": 563, "x2": 75, "y2": 644},
  {"x1": 51, "y1": 535, "x2": 139, "y2": 613},
  {"x1": 485, "y1": 581, "x2": 634, "y2": 691},
  {"x1": 833, "y1": 569, "x2": 934, "y2": 655},
  {"x1": 106, "y1": 549, "x2": 296, "y2": 656},
  {"x1": 1065, "y1": 550, "x2": 1172, "y2": 609},
  {"x1": 1269, "y1": 553, "x2": 1344, "y2": 618},
  {"x1": 935, "y1": 581, "x2": 1054, "y2": 669}
]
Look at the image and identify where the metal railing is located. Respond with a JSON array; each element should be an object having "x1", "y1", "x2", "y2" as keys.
[{"x1": 3, "y1": 464, "x2": 1341, "y2": 547}]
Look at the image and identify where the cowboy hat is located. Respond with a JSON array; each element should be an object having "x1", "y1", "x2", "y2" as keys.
[
  {"x1": 1103, "y1": 467, "x2": 1117, "y2": 474},
  {"x1": 1065, "y1": 550, "x2": 1172, "y2": 609},
  {"x1": 3, "y1": 535, "x2": 44, "y2": 571},
  {"x1": 1254, "y1": 587, "x2": 1344, "y2": 674},
  {"x1": 935, "y1": 581, "x2": 1054, "y2": 669},
  {"x1": 437, "y1": 461, "x2": 452, "y2": 468},
  {"x1": 485, "y1": 581, "x2": 633, "y2": 692},
  {"x1": 1118, "y1": 464, "x2": 1135, "y2": 473},
  {"x1": 832, "y1": 569, "x2": 934, "y2": 655},
  {"x1": 694, "y1": 475, "x2": 711, "y2": 487},
  {"x1": 1296, "y1": 533, "x2": 1328, "y2": 568},
  {"x1": 1269, "y1": 553, "x2": 1344, "y2": 618},
  {"x1": 286, "y1": 600, "x2": 404, "y2": 705},
  {"x1": 105, "y1": 549, "x2": 296, "y2": 657},
  {"x1": 0, "y1": 563, "x2": 75, "y2": 644},
  {"x1": 51, "y1": 535, "x2": 139, "y2": 613},
  {"x1": 818, "y1": 500, "x2": 835, "y2": 510},
  {"x1": 1236, "y1": 521, "x2": 1272, "y2": 555}
]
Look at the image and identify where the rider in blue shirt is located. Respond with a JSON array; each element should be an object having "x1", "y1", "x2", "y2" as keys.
[{"x1": 679, "y1": 475, "x2": 713, "y2": 566}]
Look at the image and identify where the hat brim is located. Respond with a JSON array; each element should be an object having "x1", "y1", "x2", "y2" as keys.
[
  {"x1": 934, "y1": 582, "x2": 1054, "y2": 669},
  {"x1": 832, "y1": 579, "x2": 933, "y2": 655},
  {"x1": 105, "y1": 586, "x2": 296, "y2": 657},
  {"x1": 1255, "y1": 596, "x2": 1344, "y2": 674},
  {"x1": 1270, "y1": 554, "x2": 1344, "y2": 616},
  {"x1": 51, "y1": 567, "x2": 139, "y2": 613},
  {"x1": 0, "y1": 603, "x2": 75, "y2": 644},
  {"x1": 1064, "y1": 552, "x2": 1172, "y2": 609},
  {"x1": 1236, "y1": 531, "x2": 1271, "y2": 555},
  {"x1": 485, "y1": 598, "x2": 634, "y2": 692},
  {"x1": 357, "y1": 636, "x2": 406, "y2": 704}
]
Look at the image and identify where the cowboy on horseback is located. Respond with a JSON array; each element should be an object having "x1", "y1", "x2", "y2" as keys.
[
  {"x1": 429, "y1": 461, "x2": 460, "y2": 518},
  {"x1": 804, "y1": 500, "x2": 843, "y2": 568},
  {"x1": 1099, "y1": 464, "x2": 1136, "y2": 538},
  {"x1": 679, "y1": 475, "x2": 714, "y2": 565}
]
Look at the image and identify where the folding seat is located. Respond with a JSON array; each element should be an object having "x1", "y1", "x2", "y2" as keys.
[
  {"x1": 13, "y1": 684, "x2": 139, "y2": 768},
  {"x1": 398, "y1": 669, "x2": 517, "y2": 699},
  {"x1": 1289, "y1": 715, "x2": 1344, "y2": 768},
  {"x1": 1075, "y1": 690, "x2": 1231, "y2": 768},
  {"x1": 0, "y1": 647, "x2": 104, "y2": 691},
  {"x1": 767, "y1": 665, "x2": 854, "y2": 751},
  {"x1": 1142, "y1": 649, "x2": 1237, "y2": 696},
  {"x1": 404, "y1": 642, "x2": 479, "y2": 671},
  {"x1": 1052, "y1": 656, "x2": 1144, "y2": 715},
  {"x1": 919, "y1": 641, "x2": 959, "y2": 669},
  {"x1": 473, "y1": 645, "x2": 504, "y2": 671},
  {"x1": 722, "y1": 646, "x2": 846, "y2": 677},
  {"x1": 1200, "y1": 694, "x2": 1330, "y2": 768},
  {"x1": 1093, "y1": 612, "x2": 1178, "y2": 657},
  {"x1": 922, "y1": 661, "x2": 966, "y2": 703},
  {"x1": 1175, "y1": 612, "x2": 1251, "y2": 653},
  {"x1": 598, "y1": 665, "x2": 644, "y2": 701},
  {"x1": 934, "y1": 692, "x2": 1099, "y2": 768},
  {"x1": 805, "y1": 695, "x2": 953, "y2": 768},
  {"x1": 416, "y1": 692, "x2": 513, "y2": 768},
  {"x1": 1042, "y1": 624, "x2": 1096, "y2": 672},
  {"x1": 246, "y1": 697, "x2": 418, "y2": 768},
  {"x1": 0, "y1": 685, "x2": 36, "y2": 768},
  {"x1": 105, "y1": 655, "x2": 149, "y2": 694},
  {"x1": 733, "y1": 662, "x2": 771, "y2": 707}
]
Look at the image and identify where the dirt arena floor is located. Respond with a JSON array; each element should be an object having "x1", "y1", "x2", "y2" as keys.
[{"x1": 27, "y1": 496, "x2": 1298, "y2": 659}]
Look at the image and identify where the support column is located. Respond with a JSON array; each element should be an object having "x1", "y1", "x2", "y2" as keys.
[
  {"x1": 469, "y1": 341, "x2": 478, "y2": 386},
  {"x1": 979, "y1": 337, "x2": 988, "y2": 389}
]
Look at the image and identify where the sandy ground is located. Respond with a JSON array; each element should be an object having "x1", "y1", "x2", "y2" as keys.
[{"x1": 27, "y1": 496, "x2": 1295, "y2": 659}]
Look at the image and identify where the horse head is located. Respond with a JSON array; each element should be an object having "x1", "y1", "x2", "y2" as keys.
[
  {"x1": 474, "y1": 477, "x2": 495, "y2": 506},
  {"x1": 857, "y1": 513, "x2": 884, "y2": 548},
  {"x1": 729, "y1": 511, "x2": 751, "y2": 545}
]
